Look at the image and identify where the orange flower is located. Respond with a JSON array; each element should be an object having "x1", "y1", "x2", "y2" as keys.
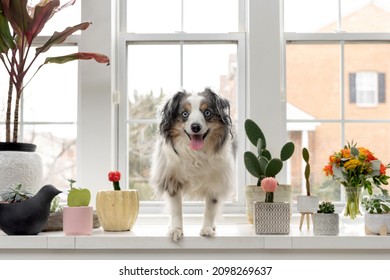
[
  {"x1": 323, "y1": 164, "x2": 333, "y2": 176},
  {"x1": 341, "y1": 148, "x2": 351, "y2": 158},
  {"x1": 380, "y1": 163, "x2": 387, "y2": 175},
  {"x1": 358, "y1": 147, "x2": 377, "y2": 161}
]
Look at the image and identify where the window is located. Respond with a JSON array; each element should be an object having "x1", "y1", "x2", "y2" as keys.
[
  {"x1": 285, "y1": 0, "x2": 390, "y2": 202},
  {"x1": 118, "y1": 0, "x2": 245, "y2": 213}
]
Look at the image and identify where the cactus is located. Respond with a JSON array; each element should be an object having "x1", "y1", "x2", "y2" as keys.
[
  {"x1": 302, "y1": 147, "x2": 311, "y2": 196},
  {"x1": 244, "y1": 119, "x2": 295, "y2": 186},
  {"x1": 317, "y1": 202, "x2": 335, "y2": 214}
]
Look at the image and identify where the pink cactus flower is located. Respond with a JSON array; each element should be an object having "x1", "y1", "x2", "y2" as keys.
[{"x1": 261, "y1": 177, "x2": 278, "y2": 193}]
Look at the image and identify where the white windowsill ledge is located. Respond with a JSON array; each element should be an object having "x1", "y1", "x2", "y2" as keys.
[{"x1": 0, "y1": 214, "x2": 389, "y2": 252}]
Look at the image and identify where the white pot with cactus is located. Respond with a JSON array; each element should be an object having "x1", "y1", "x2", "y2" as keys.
[
  {"x1": 297, "y1": 147, "x2": 319, "y2": 213},
  {"x1": 313, "y1": 202, "x2": 339, "y2": 236},
  {"x1": 254, "y1": 177, "x2": 290, "y2": 235},
  {"x1": 244, "y1": 119, "x2": 295, "y2": 224}
]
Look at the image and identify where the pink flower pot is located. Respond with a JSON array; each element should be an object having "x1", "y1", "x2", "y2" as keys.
[{"x1": 63, "y1": 206, "x2": 93, "y2": 235}]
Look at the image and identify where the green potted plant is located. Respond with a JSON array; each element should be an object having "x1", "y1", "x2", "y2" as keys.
[
  {"x1": 96, "y1": 171, "x2": 139, "y2": 231},
  {"x1": 254, "y1": 177, "x2": 290, "y2": 235},
  {"x1": 362, "y1": 195, "x2": 390, "y2": 235},
  {"x1": 313, "y1": 201, "x2": 339, "y2": 236},
  {"x1": 243, "y1": 118, "x2": 295, "y2": 223},
  {"x1": 297, "y1": 147, "x2": 319, "y2": 229},
  {"x1": 0, "y1": 183, "x2": 61, "y2": 235},
  {"x1": 63, "y1": 179, "x2": 93, "y2": 235},
  {"x1": 0, "y1": 0, "x2": 109, "y2": 193}
]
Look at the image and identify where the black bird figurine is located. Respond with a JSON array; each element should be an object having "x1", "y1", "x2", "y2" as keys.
[{"x1": 0, "y1": 184, "x2": 61, "y2": 235}]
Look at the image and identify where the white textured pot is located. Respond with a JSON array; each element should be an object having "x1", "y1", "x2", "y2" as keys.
[
  {"x1": 245, "y1": 184, "x2": 292, "y2": 224},
  {"x1": 365, "y1": 214, "x2": 390, "y2": 236},
  {"x1": 297, "y1": 195, "x2": 319, "y2": 213},
  {"x1": 0, "y1": 143, "x2": 43, "y2": 193},
  {"x1": 254, "y1": 202, "x2": 290, "y2": 235},
  {"x1": 313, "y1": 213, "x2": 339, "y2": 236}
]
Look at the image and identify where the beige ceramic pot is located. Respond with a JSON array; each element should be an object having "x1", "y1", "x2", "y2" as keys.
[
  {"x1": 245, "y1": 184, "x2": 292, "y2": 224},
  {"x1": 96, "y1": 190, "x2": 139, "y2": 231}
]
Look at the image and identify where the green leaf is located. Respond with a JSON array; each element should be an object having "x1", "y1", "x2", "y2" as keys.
[
  {"x1": 244, "y1": 119, "x2": 266, "y2": 149},
  {"x1": 350, "y1": 146, "x2": 359, "y2": 157},
  {"x1": 304, "y1": 163, "x2": 310, "y2": 179},
  {"x1": 280, "y1": 142, "x2": 295, "y2": 161},
  {"x1": 259, "y1": 156, "x2": 268, "y2": 174},
  {"x1": 0, "y1": 12, "x2": 15, "y2": 53},
  {"x1": 244, "y1": 151, "x2": 262, "y2": 178},
  {"x1": 302, "y1": 147, "x2": 309, "y2": 163},
  {"x1": 67, "y1": 188, "x2": 91, "y2": 207},
  {"x1": 264, "y1": 158, "x2": 283, "y2": 177},
  {"x1": 36, "y1": 22, "x2": 91, "y2": 54},
  {"x1": 43, "y1": 52, "x2": 110, "y2": 65},
  {"x1": 261, "y1": 149, "x2": 272, "y2": 160}
]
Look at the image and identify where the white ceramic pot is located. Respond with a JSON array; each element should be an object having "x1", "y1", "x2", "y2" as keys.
[
  {"x1": 0, "y1": 144, "x2": 43, "y2": 193},
  {"x1": 297, "y1": 195, "x2": 319, "y2": 213},
  {"x1": 313, "y1": 213, "x2": 339, "y2": 236},
  {"x1": 245, "y1": 184, "x2": 292, "y2": 224},
  {"x1": 254, "y1": 202, "x2": 290, "y2": 235},
  {"x1": 364, "y1": 214, "x2": 390, "y2": 235}
]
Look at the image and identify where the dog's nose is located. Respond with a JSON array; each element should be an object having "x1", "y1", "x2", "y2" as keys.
[{"x1": 191, "y1": 123, "x2": 202, "y2": 133}]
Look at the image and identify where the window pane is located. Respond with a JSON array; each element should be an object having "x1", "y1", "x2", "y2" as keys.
[
  {"x1": 340, "y1": 0, "x2": 390, "y2": 32},
  {"x1": 284, "y1": 0, "x2": 338, "y2": 32},
  {"x1": 286, "y1": 44, "x2": 341, "y2": 120},
  {"x1": 24, "y1": 46, "x2": 78, "y2": 122},
  {"x1": 128, "y1": 123, "x2": 158, "y2": 201},
  {"x1": 183, "y1": 0, "x2": 238, "y2": 33},
  {"x1": 288, "y1": 123, "x2": 342, "y2": 202},
  {"x1": 127, "y1": 0, "x2": 181, "y2": 33},
  {"x1": 127, "y1": 44, "x2": 180, "y2": 119},
  {"x1": 127, "y1": 0, "x2": 238, "y2": 33},
  {"x1": 25, "y1": 124, "x2": 77, "y2": 188},
  {"x1": 345, "y1": 43, "x2": 390, "y2": 119}
]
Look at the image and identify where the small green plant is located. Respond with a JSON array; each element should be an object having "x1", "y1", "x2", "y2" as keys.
[
  {"x1": 67, "y1": 179, "x2": 91, "y2": 207},
  {"x1": 244, "y1": 119, "x2": 295, "y2": 186},
  {"x1": 302, "y1": 147, "x2": 311, "y2": 196},
  {"x1": 361, "y1": 195, "x2": 390, "y2": 214},
  {"x1": 50, "y1": 196, "x2": 63, "y2": 213},
  {"x1": 317, "y1": 202, "x2": 335, "y2": 214},
  {"x1": 0, "y1": 184, "x2": 33, "y2": 203}
]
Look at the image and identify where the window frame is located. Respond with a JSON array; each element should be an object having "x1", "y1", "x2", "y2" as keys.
[{"x1": 116, "y1": 0, "x2": 248, "y2": 214}]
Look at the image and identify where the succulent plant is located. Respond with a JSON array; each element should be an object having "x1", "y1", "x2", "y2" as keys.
[
  {"x1": 302, "y1": 147, "x2": 311, "y2": 196},
  {"x1": 244, "y1": 119, "x2": 295, "y2": 186},
  {"x1": 0, "y1": 184, "x2": 33, "y2": 203},
  {"x1": 67, "y1": 179, "x2": 91, "y2": 207},
  {"x1": 361, "y1": 195, "x2": 390, "y2": 214},
  {"x1": 317, "y1": 201, "x2": 335, "y2": 214}
]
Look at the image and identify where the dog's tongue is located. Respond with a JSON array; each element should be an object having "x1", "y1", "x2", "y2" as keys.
[{"x1": 189, "y1": 135, "x2": 204, "y2": 150}]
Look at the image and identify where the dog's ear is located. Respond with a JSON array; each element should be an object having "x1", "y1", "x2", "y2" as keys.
[
  {"x1": 159, "y1": 91, "x2": 187, "y2": 136},
  {"x1": 204, "y1": 88, "x2": 232, "y2": 127}
]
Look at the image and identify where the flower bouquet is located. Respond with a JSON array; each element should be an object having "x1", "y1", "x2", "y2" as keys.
[{"x1": 323, "y1": 142, "x2": 390, "y2": 219}]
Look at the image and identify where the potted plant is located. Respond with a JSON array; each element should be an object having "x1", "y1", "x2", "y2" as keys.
[
  {"x1": 313, "y1": 201, "x2": 339, "y2": 236},
  {"x1": 254, "y1": 177, "x2": 290, "y2": 235},
  {"x1": 323, "y1": 141, "x2": 390, "y2": 219},
  {"x1": 62, "y1": 179, "x2": 93, "y2": 235},
  {"x1": 243, "y1": 118, "x2": 295, "y2": 223},
  {"x1": 96, "y1": 171, "x2": 139, "y2": 231},
  {"x1": 362, "y1": 195, "x2": 390, "y2": 235},
  {"x1": 0, "y1": 0, "x2": 110, "y2": 193},
  {"x1": 297, "y1": 147, "x2": 319, "y2": 230},
  {"x1": 0, "y1": 183, "x2": 61, "y2": 235}
]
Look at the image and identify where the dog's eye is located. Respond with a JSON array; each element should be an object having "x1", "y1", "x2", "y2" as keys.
[
  {"x1": 182, "y1": 111, "x2": 189, "y2": 118},
  {"x1": 204, "y1": 110, "x2": 211, "y2": 117}
]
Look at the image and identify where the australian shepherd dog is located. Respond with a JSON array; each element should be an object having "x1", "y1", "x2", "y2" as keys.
[{"x1": 150, "y1": 88, "x2": 236, "y2": 241}]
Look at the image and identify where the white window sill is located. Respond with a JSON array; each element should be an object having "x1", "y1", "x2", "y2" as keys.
[{"x1": 0, "y1": 214, "x2": 389, "y2": 252}]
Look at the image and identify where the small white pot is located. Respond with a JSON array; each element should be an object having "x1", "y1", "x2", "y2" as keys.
[
  {"x1": 365, "y1": 214, "x2": 390, "y2": 235},
  {"x1": 297, "y1": 195, "x2": 319, "y2": 213},
  {"x1": 313, "y1": 213, "x2": 339, "y2": 236}
]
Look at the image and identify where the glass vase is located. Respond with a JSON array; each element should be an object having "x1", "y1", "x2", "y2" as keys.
[{"x1": 343, "y1": 186, "x2": 363, "y2": 219}]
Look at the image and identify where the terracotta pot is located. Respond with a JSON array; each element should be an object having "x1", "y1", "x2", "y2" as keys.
[
  {"x1": 96, "y1": 190, "x2": 139, "y2": 231},
  {"x1": 245, "y1": 184, "x2": 292, "y2": 224},
  {"x1": 63, "y1": 206, "x2": 93, "y2": 235}
]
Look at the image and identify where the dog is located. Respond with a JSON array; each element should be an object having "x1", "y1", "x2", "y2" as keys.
[{"x1": 150, "y1": 88, "x2": 236, "y2": 242}]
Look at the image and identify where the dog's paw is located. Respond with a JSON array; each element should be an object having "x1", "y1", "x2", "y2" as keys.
[
  {"x1": 200, "y1": 226, "x2": 216, "y2": 238},
  {"x1": 169, "y1": 228, "x2": 183, "y2": 242}
]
